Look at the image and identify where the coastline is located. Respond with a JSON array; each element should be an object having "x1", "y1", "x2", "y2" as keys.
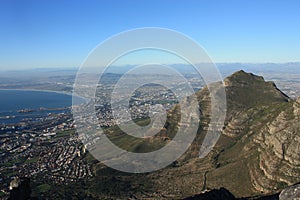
[
  {"x1": 0, "y1": 88, "x2": 73, "y2": 96},
  {"x1": 0, "y1": 88, "x2": 88, "y2": 103}
]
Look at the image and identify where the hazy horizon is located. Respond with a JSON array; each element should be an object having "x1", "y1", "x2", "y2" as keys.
[{"x1": 1, "y1": 62, "x2": 300, "y2": 72}]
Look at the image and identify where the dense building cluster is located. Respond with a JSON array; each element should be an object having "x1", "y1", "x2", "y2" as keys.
[{"x1": 0, "y1": 112, "x2": 92, "y2": 197}]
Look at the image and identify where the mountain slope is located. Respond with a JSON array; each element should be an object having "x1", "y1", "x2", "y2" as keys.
[
  {"x1": 149, "y1": 70, "x2": 298, "y2": 198},
  {"x1": 190, "y1": 70, "x2": 297, "y2": 197},
  {"x1": 81, "y1": 70, "x2": 299, "y2": 199}
]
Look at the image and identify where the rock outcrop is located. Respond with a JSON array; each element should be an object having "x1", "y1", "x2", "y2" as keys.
[
  {"x1": 183, "y1": 188, "x2": 236, "y2": 200},
  {"x1": 8, "y1": 177, "x2": 31, "y2": 200},
  {"x1": 250, "y1": 99, "x2": 300, "y2": 193},
  {"x1": 279, "y1": 183, "x2": 300, "y2": 200}
]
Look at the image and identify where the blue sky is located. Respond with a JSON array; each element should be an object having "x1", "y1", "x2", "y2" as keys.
[{"x1": 0, "y1": 0, "x2": 300, "y2": 69}]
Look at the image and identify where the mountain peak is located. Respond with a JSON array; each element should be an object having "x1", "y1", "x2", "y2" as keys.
[
  {"x1": 224, "y1": 70, "x2": 265, "y2": 86},
  {"x1": 223, "y1": 70, "x2": 289, "y2": 109}
]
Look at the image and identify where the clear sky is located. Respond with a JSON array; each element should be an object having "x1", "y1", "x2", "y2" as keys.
[{"x1": 1, "y1": 0, "x2": 300, "y2": 69}]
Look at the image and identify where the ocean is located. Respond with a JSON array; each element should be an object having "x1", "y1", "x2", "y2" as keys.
[{"x1": 0, "y1": 90, "x2": 79, "y2": 125}]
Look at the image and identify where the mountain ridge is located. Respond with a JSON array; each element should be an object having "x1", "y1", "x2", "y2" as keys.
[
  {"x1": 97, "y1": 70, "x2": 299, "y2": 199},
  {"x1": 28, "y1": 70, "x2": 299, "y2": 199},
  {"x1": 145, "y1": 70, "x2": 299, "y2": 198}
]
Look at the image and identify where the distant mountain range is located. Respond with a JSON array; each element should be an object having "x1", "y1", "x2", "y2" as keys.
[{"x1": 1, "y1": 63, "x2": 299, "y2": 98}]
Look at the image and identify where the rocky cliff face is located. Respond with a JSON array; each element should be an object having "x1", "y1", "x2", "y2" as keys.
[
  {"x1": 251, "y1": 99, "x2": 300, "y2": 193},
  {"x1": 159, "y1": 70, "x2": 299, "y2": 198},
  {"x1": 203, "y1": 71, "x2": 299, "y2": 197}
]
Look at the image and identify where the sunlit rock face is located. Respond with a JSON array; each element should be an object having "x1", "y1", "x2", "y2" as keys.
[{"x1": 250, "y1": 99, "x2": 300, "y2": 193}]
